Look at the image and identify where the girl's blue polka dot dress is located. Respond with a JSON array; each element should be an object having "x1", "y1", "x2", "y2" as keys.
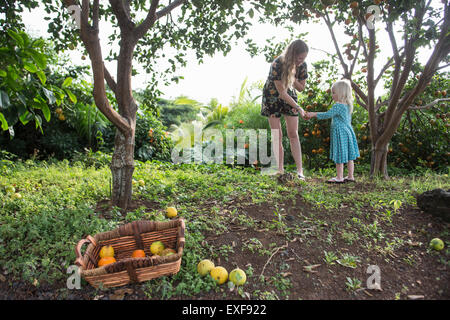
[{"x1": 316, "y1": 103, "x2": 360, "y2": 164}]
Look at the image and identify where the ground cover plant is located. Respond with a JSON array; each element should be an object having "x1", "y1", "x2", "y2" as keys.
[{"x1": 0, "y1": 157, "x2": 448, "y2": 300}]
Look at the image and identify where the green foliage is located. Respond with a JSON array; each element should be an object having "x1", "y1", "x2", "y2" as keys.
[
  {"x1": 0, "y1": 29, "x2": 74, "y2": 136},
  {"x1": 133, "y1": 110, "x2": 174, "y2": 162},
  {"x1": 157, "y1": 97, "x2": 202, "y2": 129}
]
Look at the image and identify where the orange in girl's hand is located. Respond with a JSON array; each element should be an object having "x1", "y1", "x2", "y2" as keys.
[
  {"x1": 131, "y1": 249, "x2": 146, "y2": 258},
  {"x1": 98, "y1": 256, "x2": 116, "y2": 267}
]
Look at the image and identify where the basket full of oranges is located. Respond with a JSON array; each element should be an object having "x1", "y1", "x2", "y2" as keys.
[{"x1": 74, "y1": 219, "x2": 185, "y2": 288}]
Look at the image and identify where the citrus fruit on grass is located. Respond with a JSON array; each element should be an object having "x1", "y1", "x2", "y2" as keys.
[
  {"x1": 429, "y1": 238, "x2": 444, "y2": 251},
  {"x1": 98, "y1": 256, "x2": 116, "y2": 267},
  {"x1": 229, "y1": 268, "x2": 247, "y2": 286},
  {"x1": 210, "y1": 266, "x2": 228, "y2": 285},
  {"x1": 99, "y1": 245, "x2": 115, "y2": 258},
  {"x1": 150, "y1": 241, "x2": 165, "y2": 255},
  {"x1": 197, "y1": 259, "x2": 215, "y2": 276},
  {"x1": 161, "y1": 248, "x2": 176, "y2": 256},
  {"x1": 166, "y1": 207, "x2": 178, "y2": 218},
  {"x1": 131, "y1": 249, "x2": 146, "y2": 258}
]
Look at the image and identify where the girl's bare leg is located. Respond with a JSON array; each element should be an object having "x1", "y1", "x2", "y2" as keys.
[
  {"x1": 336, "y1": 163, "x2": 344, "y2": 180},
  {"x1": 347, "y1": 160, "x2": 354, "y2": 180}
]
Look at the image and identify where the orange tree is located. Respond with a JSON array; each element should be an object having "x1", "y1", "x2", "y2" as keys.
[{"x1": 251, "y1": 0, "x2": 450, "y2": 178}]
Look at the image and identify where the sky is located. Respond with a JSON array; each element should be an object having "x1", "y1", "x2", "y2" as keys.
[{"x1": 20, "y1": 2, "x2": 441, "y2": 106}]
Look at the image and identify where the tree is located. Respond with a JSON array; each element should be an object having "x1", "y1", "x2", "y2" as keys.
[
  {"x1": 254, "y1": 0, "x2": 450, "y2": 178},
  {"x1": 5, "y1": 0, "x2": 258, "y2": 209},
  {"x1": 2, "y1": 0, "x2": 260, "y2": 209}
]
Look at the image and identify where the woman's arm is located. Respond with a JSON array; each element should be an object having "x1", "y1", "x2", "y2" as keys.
[
  {"x1": 294, "y1": 79, "x2": 306, "y2": 92},
  {"x1": 274, "y1": 80, "x2": 305, "y2": 117}
]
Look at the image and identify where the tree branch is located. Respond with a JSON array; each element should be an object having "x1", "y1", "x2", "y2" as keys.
[
  {"x1": 109, "y1": 0, "x2": 134, "y2": 32},
  {"x1": 133, "y1": 0, "x2": 160, "y2": 40},
  {"x1": 134, "y1": 0, "x2": 187, "y2": 41},
  {"x1": 103, "y1": 63, "x2": 117, "y2": 94},
  {"x1": 156, "y1": 0, "x2": 186, "y2": 19},
  {"x1": 92, "y1": 0, "x2": 99, "y2": 30},
  {"x1": 408, "y1": 98, "x2": 450, "y2": 110},
  {"x1": 323, "y1": 12, "x2": 349, "y2": 76},
  {"x1": 63, "y1": 0, "x2": 131, "y2": 135}
]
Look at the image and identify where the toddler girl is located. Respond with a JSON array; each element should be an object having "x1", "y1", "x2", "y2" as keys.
[{"x1": 306, "y1": 79, "x2": 360, "y2": 183}]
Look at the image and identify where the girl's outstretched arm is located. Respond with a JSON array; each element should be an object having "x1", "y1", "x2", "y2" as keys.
[{"x1": 315, "y1": 104, "x2": 341, "y2": 120}]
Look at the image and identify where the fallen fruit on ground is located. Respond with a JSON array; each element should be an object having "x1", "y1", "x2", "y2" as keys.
[
  {"x1": 5, "y1": 185, "x2": 15, "y2": 194},
  {"x1": 210, "y1": 266, "x2": 228, "y2": 285},
  {"x1": 161, "y1": 248, "x2": 176, "y2": 256},
  {"x1": 98, "y1": 256, "x2": 116, "y2": 267},
  {"x1": 13, "y1": 193, "x2": 22, "y2": 199},
  {"x1": 150, "y1": 241, "x2": 165, "y2": 255},
  {"x1": 166, "y1": 207, "x2": 178, "y2": 218},
  {"x1": 429, "y1": 238, "x2": 444, "y2": 251},
  {"x1": 131, "y1": 249, "x2": 146, "y2": 258},
  {"x1": 138, "y1": 179, "x2": 145, "y2": 186},
  {"x1": 229, "y1": 268, "x2": 247, "y2": 286},
  {"x1": 99, "y1": 245, "x2": 115, "y2": 259},
  {"x1": 197, "y1": 259, "x2": 215, "y2": 276}
]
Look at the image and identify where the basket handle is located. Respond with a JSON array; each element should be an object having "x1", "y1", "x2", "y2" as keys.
[{"x1": 75, "y1": 235, "x2": 96, "y2": 269}]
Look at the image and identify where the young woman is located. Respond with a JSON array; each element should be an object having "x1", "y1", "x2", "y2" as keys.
[{"x1": 261, "y1": 39, "x2": 309, "y2": 180}]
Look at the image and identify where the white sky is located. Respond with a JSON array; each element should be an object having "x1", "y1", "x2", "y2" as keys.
[{"x1": 20, "y1": 2, "x2": 441, "y2": 106}]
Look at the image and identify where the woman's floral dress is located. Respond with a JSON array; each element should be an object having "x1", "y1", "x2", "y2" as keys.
[{"x1": 261, "y1": 56, "x2": 308, "y2": 118}]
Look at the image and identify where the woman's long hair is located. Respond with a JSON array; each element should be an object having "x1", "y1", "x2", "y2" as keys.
[
  {"x1": 332, "y1": 79, "x2": 354, "y2": 113},
  {"x1": 280, "y1": 39, "x2": 308, "y2": 90}
]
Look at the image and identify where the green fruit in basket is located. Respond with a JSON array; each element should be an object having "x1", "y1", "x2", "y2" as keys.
[
  {"x1": 429, "y1": 238, "x2": 444, "y2": 251},
  {"x1": 161, "y1": 248, "x2": 176, "y2": 256},
  {"x1": 150, "y1": 241, "x2": 165, "y2": 255},
  {"x1": 197, "y1": 259, "x2": 215, "y2": 276}
]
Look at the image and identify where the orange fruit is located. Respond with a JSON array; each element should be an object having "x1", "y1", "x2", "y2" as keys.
[
  {"x1": 131, "y1": 249, "x2": 146, "y2": 258},
  {"x1": 98, "y1": 256, "x2": 116, "y2": 267}
]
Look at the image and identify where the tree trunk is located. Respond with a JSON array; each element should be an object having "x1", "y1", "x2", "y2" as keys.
[
  {"x1": 370, "y1": 141, "x2": 389, "y2": 179},
  {"x1": 110, "y1": 125, "x2": 135, "y2": 210}
]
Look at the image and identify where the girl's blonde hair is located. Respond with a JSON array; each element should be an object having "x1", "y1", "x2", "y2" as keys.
[
  {"x1": 332, "y1": 79, "x2": 354, "y2": 113},
  {"x1": 280, "y1": 39, "x2": 308, "y2": 90}
]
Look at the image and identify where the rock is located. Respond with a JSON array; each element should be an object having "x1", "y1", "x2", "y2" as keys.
[{"x1": 416, "y1": 189, "x2": 450, "y2": 222}]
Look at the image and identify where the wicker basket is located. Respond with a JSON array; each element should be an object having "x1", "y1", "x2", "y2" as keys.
[{"x1": 74, "y1": 219, "x2": 185, "y2": 288}]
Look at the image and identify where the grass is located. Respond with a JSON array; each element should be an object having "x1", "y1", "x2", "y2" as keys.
[{"x1": 0, "y1": 157, "x2": 449, "y2": 299}]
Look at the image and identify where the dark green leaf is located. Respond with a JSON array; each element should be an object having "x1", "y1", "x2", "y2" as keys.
[
  {"x1": 24, "y1": 62, "x2": 38, "y2": 73},
  {"x1": 65, "y1": 89, "x2": 77, "y2": 103},
  {"x1": 42, "y1": 104, "x2": 51, "y2": 122},
  {"x1": 36, "y1": 70, "x2": 46, "y2": 85},
  {"x1": 62, "y1": 77, "x2": 73, "y2": 88},
  {"x1": 7, "y1": 29, "x2": 24, "y2": 48}
]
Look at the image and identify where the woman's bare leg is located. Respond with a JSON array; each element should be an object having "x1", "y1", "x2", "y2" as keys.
[
  {"x1": 268, "y1": 115, "x2": 284, "y2": 174},
  {"x1": 284, "y1": 115, "x2": 303, "y2": 176}
]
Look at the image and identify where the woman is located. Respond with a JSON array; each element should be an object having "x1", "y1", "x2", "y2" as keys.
[{"x1": 261, "y1": 39, "x2": 308, "y2": 180}]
